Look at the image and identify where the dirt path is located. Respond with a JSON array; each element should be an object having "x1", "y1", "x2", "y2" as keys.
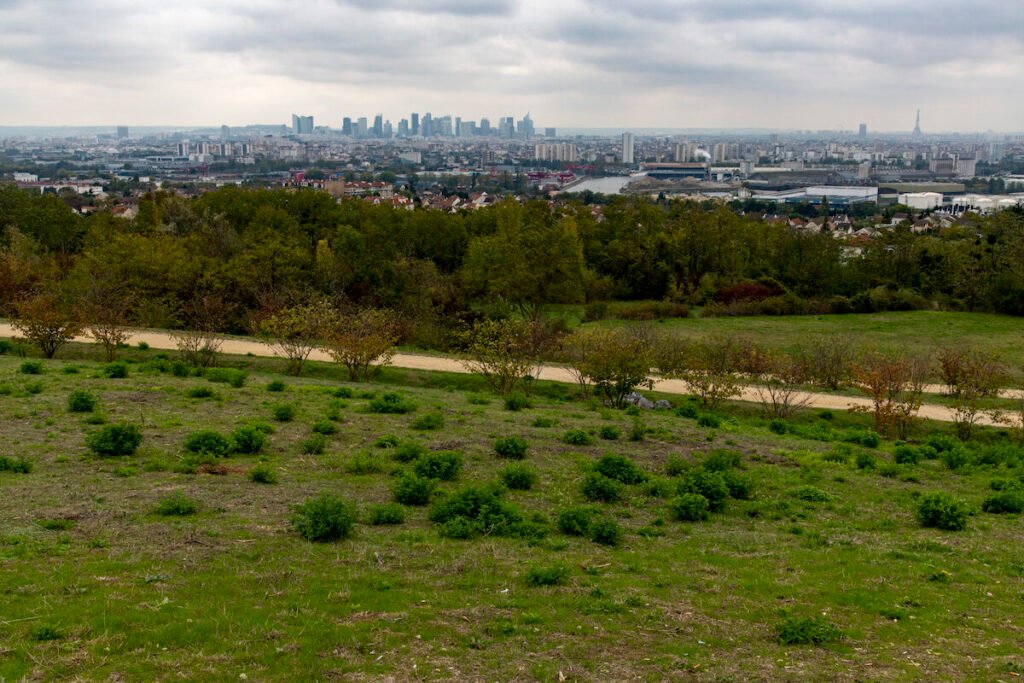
[{"x1": 0, "y1": 322, "x2": 1008, "y2": 427}]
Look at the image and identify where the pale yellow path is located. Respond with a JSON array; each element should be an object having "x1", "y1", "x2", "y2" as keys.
[{"x1": 0, "y1": 323, "x2": 1007, "y2": 426}]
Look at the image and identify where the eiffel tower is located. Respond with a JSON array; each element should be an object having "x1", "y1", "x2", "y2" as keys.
[{"x1": 912, "y1": 109, "x2": 922, "y2": 138}]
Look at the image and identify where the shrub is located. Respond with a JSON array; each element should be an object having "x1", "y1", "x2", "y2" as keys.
[
  {"x1": 703, "y1": 449, "x2": 742, "y2": 472},
  {"x1": 102, "y1": 361, "x2": 128, "y2": 379},
  {"x1": 524, "y1": 564, "x2": 569, "y2": 587},
  {"x1": 629, "y1": 417, "x2": 646, "y2": 442},
  {"x1": 681, "y1": 470, "x2": 730, "y2": 512},
  {"x1": 428, "y1": 484, "x2": 530, "y2": 539},
  {"x1": 206, "y1": 368, "x2": 247, "y2": 387},
  {"x1": 775, "y1": 616, "x2": 843, "y2": 646},
  {"x1": 668, "y1": 493, "x2": 710, "y2": 522},
  {"x1": 68, "y1": 390, "x2": 97, "y2": 413},
  {"x1": 942, "y1": 447, "x2": 971, "y2": 471},
  {"x1": 557, "y1": 507, "x2": 593, "y2": 536},
  {"x1": 504, "y1": 393, "x2": 532, "y2": 411},
  {"x1": 374, "y1": 434, "x2": 400, "y2": 449},
  {"x1": 411, "y1": 412, "x2": 444, "y2": 431},
  {"x1": 393, "y1": 441, "x2": 428, "y2": 463},
  {"x1": 589, "y1": 518, "x2": 623, "y2": 546},
  {"x1": 697, "y1": 413, "x2": 722, "y2": 428},
  {"x1": 675, "y1": 404, "x2": 699, "y2": 419},
  {"x1": 791, "y1": 485, "x2": 833, "y2": 503},
  {"x1": 563, "y1": 429, "x2": 594, "y2": 446},
  {"x1": 267, "y1": 380, "x2": 286, "y2": 392},
  {"x1": 231, "y1": 425, "x2": 267, "y2": 454},
  {"x1": 137, "y1": 341, "x2": 149, "y2": 351},
  {"x1": 0, "y1": 456, "x2": 33, "y2": 473},
  {"x1": 311, "y1": 419, "x2": 337, "y2": 436},
  {"x1": 769, "y1": 419, "x2": 789, "y2": 435},
  {"x1": 823, "y1": 444, "x2": 851, "y2": 464},
  {"x1": 368, "y1": 502, "x2": 406, "y2": 525},
  {"x1": 346, "y1": 452, "x2": 384, "y2": 475},
  {"x1": 599, "y1": 425, "x2": 620, "y2": 440},
  {"x1": 494, "y1": 436, "x2": 529, "y2": 460},
  {"x1": 184, "y1": 430, "x2": 231, "y2": 457},
  {"x1": 501, "y1": 463, "x2": 539, "y2": 490},
  {"x1": 981, "y1": 490, "x2": 1024, "y2": 514},
  {"x1": 894, "y1": 444, "x2": 920, "y2": 465},
  {"x1": 532, "y1": 416, "x2": 557, "y2": 428},
  {"x1": 19, "y1": 360, "x2": 44, "y2": 375},
  {"x1": 722, "y1": 470, "x2": 754, "y2": 500},
  {"x1": 155, "y1": 492, "x2": 198, "y2": 516},
  {"x1": 855, "y1": 452, "x2": 876, "y2": 470},
  {"x1": 333, "y1": 387, "x2": 354, "y2": 399},
  {"x1": 170, "y1": 361, "x2": 190, "y2": 377},
  {"x1": 844, "y1": 430, "x2": 881, "y2": 448},
  {"x1": 0, "y1": 340, "x2": 10, "y2": 354},
  {"x1": 24, "y1": 381, "x2": 43, "y2": 395},
  {"x1": 248, "y1": 464, "x2": 277, "y2": 484},
  {"x1": 187, "y1": 387, "x2": 216, "y2": 399},
  {"x1": 301, "y1": 433, "x2": 328, "y2": 454},
  {"x1": 414, "y1": 451, "x2": 463, "y2": 481},
  {"x1": 581, "y1": 472, "x2": 625, "y2": 503},
  {"x1": 272, "y1": 403, "x2": 296, "y2": 422},
  {"x1": 369, "y1": 392, "x2": 417, "y2": 414},
  {"x1": 291, "y1": 494, "x2": 357, "y2": 542},
  {"x1": 86, "y1": 423, "x2": 143, "y2": 457},
  {"x1": 917, "y1": 492, "x2": 969, "y2": 531},
  {"x1": 924, "y1": 434, "x2": 958, "y2": 453},
  {"x1": 594, "y1": 454, "x2": 648, "y2": 484},
  {"x1": 393, "y1": 473, "x2": 436, "y2": 506}
]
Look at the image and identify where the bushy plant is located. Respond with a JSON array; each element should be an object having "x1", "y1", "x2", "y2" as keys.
[
  {"x1": 594, "y1": 454, "x2": 648, "y2": 484},
  {"x1": 393, "y1": 441, "x2": 428, "y2": 463},
  {"x1": 333, "y1": 387, "x2": 354, "y2": 399},
  {"x1": 248, "y1": 464, "x2": 277, "y2": 484},
  {"x1": 501, "y1": 463, "x2": 538, "y2": 490},
  {"x1": 206, "y1": 368, "x2": 247, "y2": 387},
  {"x1": 916, "y1": 492, "x2": 969, "y2": 531},
  {"x1": 184, "y1": 430, "x2": 231, "y2": 457},
  {"x1": 393, "y1": 473, "x2": 436, "y2": 505},
  {"x1": 0, "y1": 456, "x2": 33, "y2": 473},
  {"x1": 231, "y1": 425, "x2": 267, "y2": 454},
  {"x1": 155, "y1": 492, "x2": 198, "y2": 516},
  {"x1": 19, "y1": 360, "x2": 43, "y2": 375},
  {"x1": 563, "y1": 429, "x2": 594, "y2": 446},
  {"x1": 668, "y1": 493, "x2": 710, "y2": 522},
  {"x1": 589, "y1": 518, "x2": 623, "y2": 547},
  {"x1": 503, "y1": 392, "x2": 532, "y2": 411},
  {"x1": 599, "y1": 425, "x2": 620, "y2": 440},
  {"x1": 300, "y1": 434, "x2": 328, "y2": 455},
  {"x1": 532, "y1": 416, "x2": 557, "y2": 428},
  {"x1": 367, "y1": 502, "x2": 406, "y2": 525},
  {"x1": 428, "y1": 485, "x2": 526, "y2": 538},
  {"x1": 374, "y1": 434, "x2": 400, "y2": 449},
  {"x1": 581, "y1": 472, "x2": 625, "y2": 503},
  {"x1": 102, "y1": 361, "x2": 128, "y2": 379},
  {"x1": 722, "y1": 470, "x2": 754, "y2": 500},
  {"x1": 790, "y1": 485, "x2": 833, "y2": 503},
  {"x1": 942, "y1": 446, "x2": 971, "y2": 471},
  {"x1": 266, "y1": 380, "x2": 286, "y2": 392},
  {"x1": 981, "y1": 490, "x2": 1024, "y2": 514},
  {"x1": 311, "y1": 419, "x2": 337, "y2": 436},
  {"x1": 494, "y1": 436, "x2": 529, "y2": 459},
  {"x1": 68, "y1": 389, "x2": 97, "y2": 413},
  {"x1": 524, "y1": 564, "x2": 569, "y2": 587},
  {"x1": 697, "y1": 413, "x2": 722, "y2": 428},
  {"x1": 924, "y1": 433, "x2": 958, "y2": 453},
  {"x1": 769, "y1": 419, "x2": 789, "y2": 435},
  {"x1": 369, "y1": 392, "x2": 417, "y2": 414},
  {"x1": 187, "y1": 387, "x2": 216, "y2": 399},
  {"x1": 681, "y1": 470, "x2": 730, "y2": 512},
  {"x1": 30, "y1": 624, "x2": 62, "y2": 642},
  {"x1": 855, "y1": 452, "x2": 876, "y2": 470},
  {"x1": 86, "y1": 423, "x2": 143, "y2": 457},
  {"x1": 843, "y1": 430, "x2": 881, "y2": 448},
  {"x1": 675, "y1": 404, "x2": 699, "y2": 419},
  {"x1": 894, "y1": 444, "x2": 920, "y2": 465},
  {"x1": 272, "y1": 403, "x2": 296, "y2": 422},
  {"x1": 346, "y1": 452, "x2": 384, "y2": 474},
  {"x1": 702, "y1": 449, "x2": 741, "y2": 472},
  {"x1": 413, "y1": 451, "x2": 463, "y2": 481},
  {"x1": 775, "y1": 616, "x2": 843, "y2": 646},
  {"x1": 411, "y1": 412, "x2": 444, "y2": 431},
  {"x1": 291, "y1": 494, "x2": 357, "y2": 542},
  {"x1": 557, "y1": 507, "x2": 593, "y2": 536}
]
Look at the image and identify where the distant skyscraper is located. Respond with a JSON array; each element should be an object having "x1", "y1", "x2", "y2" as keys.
[
  {"x1": 373, "y1": 114, "x2": 383, "y2": 138},
  {"x1": 421, "y1": 113, "x2": 432, "y2": 137},
  {"x1": 544, "y1": 127, "x2": 556, "y2": 138},
  {"x1": 398, "y1": 119, "x2": 409, "y2": 137},
  {"x1": 116, "y1": 126, "x2": 129, "y2": 139},
  {"x1": 479, "y1": 118, "x2": 491, "y2": 136},
  {"x1": 356, "y1": 117, "x2": 368, "y2": 137},
  {"x1": 342, "y1": 117, "x2": 353, "y2": 136},
  {"x1": 519, "y1": 113, "x2": 534, "y2": 139},
  {"x1": 858, "y1": 123, "x2": 867, "y2": 138},
  {"x1": 411, "y1": 112, "x2": 419, "y2": 135},
  {"x1": 621, "y1": 132, "x2": 635, "y2": 164},
  {"x1": 913, "y1": 110, "x2": 922, "y2": 138},
  {"x1": 292, "y1": 114, "x2": 314, "y2": 135}
]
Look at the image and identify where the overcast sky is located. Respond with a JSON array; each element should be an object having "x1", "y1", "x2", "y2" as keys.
[{"x1": 1, "y1": 0, "x2": 1021, "y2": 132}]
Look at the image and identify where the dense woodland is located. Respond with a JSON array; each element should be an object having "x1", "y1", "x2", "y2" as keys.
[{"x1": 2, "y1": 184, "x2": 1024, "y2": 344}]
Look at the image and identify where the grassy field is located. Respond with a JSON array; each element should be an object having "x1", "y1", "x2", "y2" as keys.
[{"x1": 1, "y1": 343, "x2": 1023, "y2": 681}]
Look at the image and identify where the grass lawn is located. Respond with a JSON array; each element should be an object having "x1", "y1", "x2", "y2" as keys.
[{"x1": 1, "y1": 344, "x2": 1023, "y2": 680}]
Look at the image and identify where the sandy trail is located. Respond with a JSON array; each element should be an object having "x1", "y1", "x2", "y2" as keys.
[{"x1": 0, "y1": 322, "x2": 1012, "y2": 427}]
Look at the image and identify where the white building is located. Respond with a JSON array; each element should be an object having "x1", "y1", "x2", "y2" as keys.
[
  {"x1": 898, "y1": 192, "x2": 944, "y2": 210},
  {"x1": 621, "y1": 132, "x2": 634, "y2": 164}
]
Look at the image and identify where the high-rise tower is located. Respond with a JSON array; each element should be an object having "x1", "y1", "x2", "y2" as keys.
[{"x1": 912, "y1": 109, "x2": 922, "y2": 138}]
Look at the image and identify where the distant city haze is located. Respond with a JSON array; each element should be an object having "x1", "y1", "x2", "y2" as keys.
[{"x1": 1, "y1": 0, "x2": 1022, "y2": 132}]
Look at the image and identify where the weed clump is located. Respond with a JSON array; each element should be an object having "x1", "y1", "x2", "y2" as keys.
[
  {"x1": 311, "y1": 419, "x2": 337, "y2": 436},
  {"x1": 393, "y1": 441, "x2": 428, "y2": 463},
  {"x1": 102, "y1": 361, "x2": 128, "y2": 379},
  {"x1": 184, "y1": 430, "x2": 232, "y2": 457},
  {"x1": 155, "y1": 492, "x2": 199, "y2": 516},
  {"x1": 494, "y1": 436, "x2": 529, "y2": 460},
  {"x1": 369, "y1": 392, "x2": 417, "y2": 414},
  {"x1": 19, "y1": 360, "x2": 43, "y2": 375},
  {"x1": 981, "y1": 490, "x2": 1024, "y2": 514},
  {"x1": 599, "y1": 425, "x2": 620, "y2": 440},
  {"x1": 367, "y1": 502, "x2": 406, "y2": 525},
  {"x1": 68, "y1": 389, "x2": 97, "y2": 413},
  {"x1": 206, "y1": 368, "x2": 247, "y2": 387},
  {"x1": 775, "y1": 616, "x2": 843, "y2": 646},
  {"x1": 557, "y1": 507, "x2": 592, "y2": 536},
  {"x1": 374, "y1": 434, "x2": 400, "y2": 449},
  {"x1": 30, "y1": 625, "x2": 62, "y2": 642},
  {"x1": 790, "y1": 485, "x2": 833, "y2": 503},
  {"x1": 581, "y1": 472, "x2": 625, "y2": 503},
  {"x1": 680, "y1": 470, "x2": 730, "y2": 512},
  {"x1": 272, "y1": 403, "x2": 296, "y2": 422},
  {"x1": 248, "y1": 464, "x2": 277, "y2": 484},
  {"x1": 589, "y1": 518, "x2": 623, "y2": 547},
  {"x1": 231, "y1": 425, "x2": 267, "y2": 454},
  {"x1": 346, "y1": 452, "x2": 384, "y2": 474},
  {"x1": 87, "y1": 423, "x2": 143, "y2": 457},
  {"x1": 594, "y1": 454, "x2": 648, "y2": 484},
  {"x1": 504, "y1": 393, "x2": 531, "y2": 411},
  {"x1": 291, "y1": 494, "x2": 357, "y2": 542},
  {"x1": 187, "y1": 387, "x2": 216, "y2": 399},
  {"x1": 917, "y1": 492, "x2": 969, "y2": 531},
  {"x1": 563, "y1": 429, "x2": 594, "y2": 446},
  {"x1": 393, "y1": 473, "x2": 436, "y2": 506},
  {"x1": 669, "y1": 493, "x2": 711, "y2": 522},
  {"x1": 0, "y1": 456, "x2": 33, "y2": 473},
  {"x1": 301, "y1": 434, "x2": 328, "y2": 455},
  {"x1": 429, "y1": 485, "x2": 533, "y2": 539},
  {"x1": 266, "y1": 380, "x2": 286, "y2": 392},
  {"x1": 524, "y1": 564, "x2": 569, "y2": 586},
  {"x1": 414, "y1": 451, "x2": 463, "y2": 481},
  {"x1": 411, "y1": 412, "x2": 444, "y2": 431},
  {"x1": 501, "y1": 463, "x2": 538, "y2": 490}
]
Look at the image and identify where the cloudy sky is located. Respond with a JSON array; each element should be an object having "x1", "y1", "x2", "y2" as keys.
[{"x1": 1, "y1": 0, "x2": 1022, "y2": 132}]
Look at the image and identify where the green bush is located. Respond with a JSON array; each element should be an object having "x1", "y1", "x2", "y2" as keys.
[
  {"x1": 301, "y1": 434, "x2": 328, "y2": 455},
  {"x1": 916, "y1": 492, "x2": 969, "y2": 531},
  {"x1": 367, "y1": 502, "x2": 406, "y2": 525},
  {"x1": 594, "y1": 454, "x2": 648, "y2": 484},
  {"x1": 206, "y1": 368, "x2": 247, "y2": 387},
  {"x1": 393, "y1": 473, "x2": 436, "y2": 505},
  {"x1": 0, "y1": 340, "x2": 10, "y2": 354},
  {"x1": 697, "y1": 413, "x2": 722, "y2": 428},
  {"x1": 184, "y1": 430, "x2": 232, "y2": 457},
  {"x1": 136, "y1": 341, "x2": 149, "y2": 351},
  {"x1": 0, "y1": 456, "x2": 33, "y2": 473},
  {"x1": 266, "y1": 380, "x2": 286, "y2": 392},
  {"x1": 414, "y1": 451, "x2": 463, "y2": 481},
  {"x1": 855, "y1": 452, "x2": 876, "y2": 470},
  {"x1": 557, "y1": 507, "x2": 592, "y2": 536},
  {"x1": 231, "y1": 425, "x2": 267, "y2": 454},
  {"x1": 924, "y1": 433, "x2": 958, "y2": 453},
  {"x1": 664, "y1": 455, "x2": 690, "y2": 478},
  {"x1": 494, "y1": 436, "x2": 529, "y2": 459},
  {"x1": 102, "y1": 361, "x2": 128, "y2": 378},
  {"x1": 248, "y1": 464, "x2": 277, "y2": 484},
  {"x1": 681, "y1": 470, "x2": 730, "y2": 512},
  {"x1": 775, "y1": 616, "x2": 843, "y2": 646},
  {"x1": 563, "y1": 429, "x2": 594, "y2": 446},
  {"x1": 504, "y1": 393, "x2": 531, "y2": 411},
  {"x1": 411, "y1": 412, "x2": 444, "y2": 431},
  {"x1": 272, "y1": 403, "x2": 296, "y2": 422},
  {"x1": 369, "y1": 392, "x2": 417, "y2": 414},
  {"x1": 981, "y1": 490, "x2": 1024, "y2": 514},
  {"x1": 942, "y1": 447, "x2": 971, "y2": 471},
  {"x1": 894, "y1": 444, "x2": 920, "y2": 465},
  {"x1": 501, "y1": 463, "x2": 538, "y2": 490},
  {"x1": 675, "y1": 404, "x2": 699, "y2": 419},
  {"x1": 170, "y1": 361, "x2": 190, "y2": 377},
  {"x1": 843, "y1": 430, "x2": 880, "y2": 448},
  {"x1": 629, "y1": 418, "x2": 646, "y2": 442},
  {"x1": 598, "y1": 425, "x2": 620, "y2": 440},
  {"x1": 86, "y1": 423, "x2": 143, "y2": 457},
  {"x1": 790, "y1": 485, "x2": 833, "y2": 503},
  {"x1": 333, "y1": 387, "x2": 355, "y2": 399},
  {"x1": 346, "y1": 452, "x2": 384, "y2": 475},
  {"x1": 589, "y1": 518, "x2": 622, "y2": 547},
  {"x1": 291, "y1": 494, "x2": 357, "y2": 542},
  {"x1": 374, "y1": 434, "x2": 400, "y2": 449},
  {"x1": 393, "y1": 441, "x2": 428, "y2": 463},
  {"x1": 532, "y1": 416, "x2": 557, "y2": 428},
  {"x1": 155, "y1": 492, "x2": 198, "y2": 516},
  {"x1": 429, "y1": 485, "x2": 527, "y2": 538},
  {"x1": 703, "y1": 450, "x2": 742, "y2": 471},
  {"x1": 722, "y1": 470, "x2": 754, "y2": 500},
  {"x1": 769, "y1": 419, "x2": 789, "y2": 435},
  {"x1": 524, "y1": 564, "x2": 569, "y2": 587},
  {"x1": 68, "y1": 390, "x2": 97, "y2": 413},
  {"x1": 187, "y1": 387, "x2": 216, "y2": 399},
  {"x1": 311, "y1": 419, "x2": 337, "y2": 436},
  {"x1": 668, "y1": 493, "x2": 710, "y2": 522},
  {"x1": 19, "y1": 360, "x2": 43, "y2": 375},
  {"x1": 581, "y1": 472, "x2": 625, "y2": 503},
  {"x1": 30, "y1": 625, "x2": 62, "y2": 641}
]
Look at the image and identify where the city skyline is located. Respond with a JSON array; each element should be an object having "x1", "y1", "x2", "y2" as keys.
[{"x1": 1, "y1": 1, "x2": 1022, "y2": 132}]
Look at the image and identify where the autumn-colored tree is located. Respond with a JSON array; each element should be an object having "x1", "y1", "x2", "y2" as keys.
[
  {"x1": 563, "y1": 327, "x2": 654, "y2": 407},
  {"x1": 323, "y1": 308, "x2": 400, "y2": 381},
  {"x1": 937, "y1": 347, "x2": 1004, "y2": 440},
  {"x1": 752, "y1": 352, "x2": 812, "y2": 419},
  {"x1": 851, "y1": 353, "x2": 930, "y2": 439},
  {"x1": 8, "y1": 290, "x2": 83, "y2": 358},
  {"x1": 797, "y1": 335, "x2": 854, "y2": 390},
  {"x1": 655, "y1": 334, "x2": 742, "y2": 408},
  {"x1": 261, "y1": 299, "x2": 336, "y2": 375},
  {"x1": 459, "y1": 318, "x2": 547, "y2": 395}
]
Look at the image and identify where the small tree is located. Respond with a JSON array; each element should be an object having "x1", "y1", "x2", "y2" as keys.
[
  {"x1": 937, "y1": 347, "x2": 1004, "y2": 441},
  {"x1": 261, "y1": 299, "x2": 335, "y2": 375},
  {"x1": 459, "y1": 318, "x2": 546, "y2": 395},
  {"x1": 170, "y1": 295, "x2": 230, "y2": 367},
  {"x1": 851, "y1": 353, "x2": 929, "y2": 439},
  {"x1": 656, "y1": 334, "x2": 741, "y2": 408},
  {"x1": 797, "y1": 335, "x2": 854, "y2": 390},
  {"x1": 323, "y1": 308, "x2": 400, "y2": 382},
  {"x1": 80, "y1": 285, "x2": 132, "y2": 362},
  {"x1": 564, "y1": 327, "x2": 653, "y2": 408},
  {"x1": 8, "y1": 291, "x2": 82, "y2": 359},
  {"x1": 753, "y1": 352, "x2": 812, "y2": 419}
]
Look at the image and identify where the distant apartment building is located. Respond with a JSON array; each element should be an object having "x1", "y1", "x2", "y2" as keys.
[
  {"x1": 292, "y1": 114, "x2": 314, "y2": 135},
  {"x1": 534, "y1": 143, "x2": 578, "y2": 162},
  {"x1": 621, "y1": 132, "x2": 634, "y2": 164}
]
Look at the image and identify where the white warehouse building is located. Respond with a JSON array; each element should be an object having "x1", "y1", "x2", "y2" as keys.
[{"x1": 898, "y1": 192, "x2": 944, "y2": 210}]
